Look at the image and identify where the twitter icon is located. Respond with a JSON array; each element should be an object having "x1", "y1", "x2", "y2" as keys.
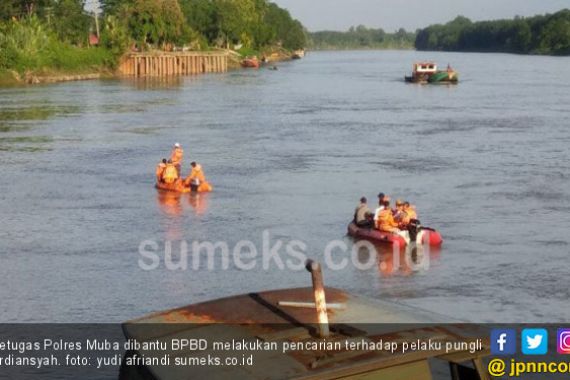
[{"x1": 522, "y1": 329, "x2": 548, "y2": 355}]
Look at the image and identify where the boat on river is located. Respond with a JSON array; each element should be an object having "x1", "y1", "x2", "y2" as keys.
[
  {"x1": 241, "y1": 57, "x2": 260, "y2": 68},
  {"x1": 292, "y1": 49, "x2": 305, "y2": 59},
  {"x1": 155, "y1": 180, "x2": 212, "y2": 193},
  {"x1": 405, "y1": 62, "x2": 458, "y2": 84},
  {"x1": 120, "y1": 262, "x2": 489, "y2": 380},
  {"x1": 347, "y1": 222, "x2": 443, "y2": 247}
]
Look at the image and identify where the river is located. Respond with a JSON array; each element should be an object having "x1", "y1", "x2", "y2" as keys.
[{"x1": 0, "y1": 50, "x2": 568, "y2": 323}]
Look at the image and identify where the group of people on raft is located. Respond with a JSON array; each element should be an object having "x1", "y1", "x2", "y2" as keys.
[
  {"x1": 354, "y1": 192, "x2": 418, "y2": 238},
  {"x1": 155, "y1": 143, "x2": 212, "y2": 192}
]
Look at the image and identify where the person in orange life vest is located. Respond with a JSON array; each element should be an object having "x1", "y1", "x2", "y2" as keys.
[
  {"x1": 377, "y1": 200, "x2": 400, "y2": 233},
  {"x1": 393, "y1": 199, "x2": 406, "y2": 223},
  {"x1": 378, "y1": 200, "x2": 411, "y2": 244},
  {"x1": 403, "y1": 202, "x2": 417, "y2": 222},
  {"x1": 155, "y1": 158, "x2": 167, "y2": 183},
  {"x1": 170, "y1": 143, "x2": 184, "y2": 175},
  {"x1": 185, "y1": 162, "x2": 206, "y2": 192},
  {"x1": 162, "y1": 159, "x2": 179, "y2": 184}
]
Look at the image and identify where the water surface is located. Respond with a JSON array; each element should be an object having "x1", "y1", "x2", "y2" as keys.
[{"x1": 0, "y1": 50, "x2": 569, "y2": 322}]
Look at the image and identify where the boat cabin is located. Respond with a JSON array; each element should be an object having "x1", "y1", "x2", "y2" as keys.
[{"x1": 413, "y1": 62, "x2": 438, "y2": 74}]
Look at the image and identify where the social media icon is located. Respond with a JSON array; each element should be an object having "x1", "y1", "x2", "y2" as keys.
[
  {"x1": 491, "y1": 329, "x2": 516, "y2": 355},
  {"x1": 522, "y1": 329, "x2": 548, "y2": 355},
  {"x1": 558, "y1": 329, "x2": 570, "y2": 354}
]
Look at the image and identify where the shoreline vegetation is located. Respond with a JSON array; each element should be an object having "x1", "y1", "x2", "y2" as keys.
[
  {"x1": 307, "y1": 10, "x2": 569, "y2": 56},
  {"x1": 1, "y1": 5, "x2": 569, "y2": 87},
  {"x1": 0, "y1": 0, "x2": 306, "y2": 86},
  {"x1": 415, "y1": 9, "x2": 570, "y2": 55},
  {"x1": 307, "y1": 26, "x2": 415, "y2": 50}
]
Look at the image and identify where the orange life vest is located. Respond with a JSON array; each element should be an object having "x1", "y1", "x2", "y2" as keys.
[
  {"x1": 378, "y1": 209, "x2": 399, "y2": 233},
  {"x1": 188, "y1": 164, "x2": 206, "y2": 184},
  {"x1": 405, "y1": 207, "x2": 417, "y2": 221},
  {"x1": 163, "y1": 164, "x2": 179, "y2": 184}
]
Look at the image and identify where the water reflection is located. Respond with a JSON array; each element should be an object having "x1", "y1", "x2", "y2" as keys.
[
  {"x1": 156, "y1": 190, "x2": 184, "y2": 241},
  {"x1": 0, "y1": 124, "x2": 32, "y2": 133},
  {"x1": 188, "y1": 193, "x2": 209, "y2": 216},
  {"x1": 157, "y1": 190, "x2": 183, "y2": 217},
  {"x1": 156, "y1": 190, "x2": 210, "y2": 240},
  {"x1": 0, "y1": 135, "x2": 53, "y2": 152},
  {"x1": 122, "y1": 76, "x2": 184, "y2": 91},
  {"x1": 0, "y1": 106, "x2": 78, "y2": 121},
  {"x1": 352, "y1": 239, "x2": 441, "y2": 277}
]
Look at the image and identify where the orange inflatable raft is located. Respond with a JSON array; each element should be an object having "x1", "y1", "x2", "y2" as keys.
[{"x1": 155, "y1": 181, "x2": 213, "y2": 193}]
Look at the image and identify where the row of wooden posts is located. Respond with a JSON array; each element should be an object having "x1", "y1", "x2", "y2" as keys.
[{"x1": 118, "y1": 53, "x2": 229, "y2": 77}]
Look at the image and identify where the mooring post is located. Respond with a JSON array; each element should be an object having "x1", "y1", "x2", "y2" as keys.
[{"x1": 305, "y1": 259, "x2": 330, "y2": 337}]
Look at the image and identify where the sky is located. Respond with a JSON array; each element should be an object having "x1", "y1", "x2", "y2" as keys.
[{"x1": 272, "y1": 0, "x2": 569, "y2": 32}]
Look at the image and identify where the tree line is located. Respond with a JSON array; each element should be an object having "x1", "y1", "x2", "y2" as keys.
[
  {"x1": 0, "y1": 0, "x2": 306, "y2": 76},
  {"x1": 308, "y1": 26, "x2": 415, "y2": 50},
  {"x1": 415, "y1": 10, "x2": 570, "y2": 55},
  {"x1": 99, "y1": 0, "x2": 306, "y2": 51}
]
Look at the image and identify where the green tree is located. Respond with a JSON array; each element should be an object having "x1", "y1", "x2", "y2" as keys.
[
  {"x1": 510, "y1": 19, "x2": 531, "y2": 52},
  {"x1": 179, "y1": 0, "x2": 218, "y2": 41},
  {"x1": 119, "y1": 0, "x2": 187, "y2": 47},
  {"x1": 100, "y1": 14, "x2": 130, "y2": 58},
  {"x1": 51, "y1": 0, "x2": 90, "y2": 45},
  {"x1": 416, "y1": 9, "x2": 570, "y2": 55},
  {"x1": 0, "y1": 1, "x2": 53, "y2": 19},
  {"x1": 0, "y1": 2, "x2": 19, "y2": 21},
  {"x1": 213, "y1": 0, "x2": 262, "y2": 46},
  {"x1": 539, "y1": 16, "x2": 570, "y2": 54}
]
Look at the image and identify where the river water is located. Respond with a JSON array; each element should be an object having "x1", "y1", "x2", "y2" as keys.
[{"x1": 0, "y1": 50, "x2": 568, "y2": 323}]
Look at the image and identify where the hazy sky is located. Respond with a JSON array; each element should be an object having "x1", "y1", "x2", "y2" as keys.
[{"x1": 273, "y1": 0, "x2": 569, "y2": 32}]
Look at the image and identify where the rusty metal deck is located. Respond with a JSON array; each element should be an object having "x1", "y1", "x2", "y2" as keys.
[{"x1": 122, "y1": 287, "x2": 489, "y2": 380}]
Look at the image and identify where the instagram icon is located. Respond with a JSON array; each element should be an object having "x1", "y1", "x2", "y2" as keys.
[{"x1": 558, "y1": 329, "x2": 570, "y2": 354}]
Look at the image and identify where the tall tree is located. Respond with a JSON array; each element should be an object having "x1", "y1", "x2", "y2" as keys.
[
  {"x1": 120, "y1": 0, "x2": 187, "y2": 46},
  {"x1": 52, "y1": 0, "x2": 90, "y2": 45},
  {"x1": 0, "y1": 1, "x2": 53, "y2": 19}
]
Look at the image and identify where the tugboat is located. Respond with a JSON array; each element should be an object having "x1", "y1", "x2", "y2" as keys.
[{"x1": 405, "y1": 62, "x2": 458, "y2": 84}]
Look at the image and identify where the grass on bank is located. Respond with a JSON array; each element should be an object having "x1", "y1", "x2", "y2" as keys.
[{"x1": 0, "y1": 16, "x2": 115, "y2": 84}]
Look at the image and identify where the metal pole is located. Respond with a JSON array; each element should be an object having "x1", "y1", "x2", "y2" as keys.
[
  {"x1": 94, "y1": 11, "x2": 100, "y2": 39},
  {"x1": 305, "y1": 260, "x2": 330, "y2": 337}
]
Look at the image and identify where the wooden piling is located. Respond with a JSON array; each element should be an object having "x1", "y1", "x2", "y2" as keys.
[{"x1": 119, "y1": 52, "x2": 228, "y2": 77}]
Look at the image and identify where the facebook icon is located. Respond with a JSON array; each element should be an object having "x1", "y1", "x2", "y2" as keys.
[{"x1": 491, "y1": 329, "x2": 517, "y2": 355}]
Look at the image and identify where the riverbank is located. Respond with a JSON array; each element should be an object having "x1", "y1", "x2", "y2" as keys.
[
  {"x1": 0, "y1": 69, "x2": 115, "y2": 87},
  {"x1": 308, "y1": 47, "x2": 414, "y2": 51},
  {"x1": 0, "y1": 48, "x2": 297, "y2": 87}
]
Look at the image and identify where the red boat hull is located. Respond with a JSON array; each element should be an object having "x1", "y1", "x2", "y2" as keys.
[
  {"x1": 241, "y1": 59, "x2": 260, "y2": 68},
  {"x1": 347, "y1": 223, "x2": 443, "y2": 247}
]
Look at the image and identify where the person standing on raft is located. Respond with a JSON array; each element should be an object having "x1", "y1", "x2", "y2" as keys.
[{"x1": 170, "y1": 143, "x2": 184, "y2": 175}]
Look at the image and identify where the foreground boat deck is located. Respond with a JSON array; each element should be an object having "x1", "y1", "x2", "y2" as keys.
[{"x1": 122, "y1": 287, "x2": 490, "y2": 380}]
